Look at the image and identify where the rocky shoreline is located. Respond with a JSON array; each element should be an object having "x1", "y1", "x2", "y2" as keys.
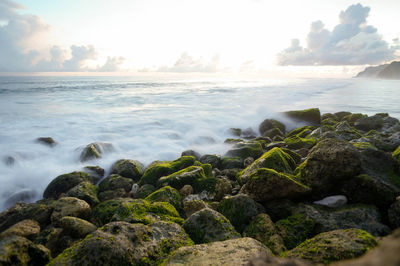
[{"x1": 1, "y1": 108, "x2": 400, "y2": 265}]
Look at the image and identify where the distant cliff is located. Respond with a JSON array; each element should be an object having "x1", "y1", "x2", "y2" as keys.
[{"x1": 356, "y1": 61, "x2": 400, "y2": 79}]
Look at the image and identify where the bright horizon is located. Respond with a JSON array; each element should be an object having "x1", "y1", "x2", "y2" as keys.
[{"x1": 1, "y1": 0, "x2": 399, "y2": 76}]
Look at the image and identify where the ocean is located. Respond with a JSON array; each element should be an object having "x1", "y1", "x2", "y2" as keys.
[{"x1": 0, "y1": 75, "x2": 399, "y2": 210}]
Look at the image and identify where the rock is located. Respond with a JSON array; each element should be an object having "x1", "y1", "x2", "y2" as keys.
[
  {"x1": 240, "y1": 168, "x2": 310, "y2": 203},
  {"x1": 145, "y1": 186, "x2": 182, "y2": 211},
  {"x1": 238, "y1": 147, "x2": 296, "y2": 184},
  {"x1": 294, "y1": 203, "x2": 390, "y2": 236},
  {"x1": 393, "y1": 146, "x2": 400, "y2": 162},
  {"x1": 0, "y1": 219, "x2": 40, "y2": 241},
  {"x1": 110, "y1": 159, "x2": 143, "y2": 181},
  {"x1": 266, "y1": 141, "x2": 286, "y2": 149},
  {"x1": 283, "y1": 108, "x2": 321, "y2": 125},
  {"x1": 263, "y1": 127, "x2": 284, "y2": 139},
  {"x1": 220, "y1": 156, "x2": 243, "y2": 169},
  {"x1": 287, "y1": 126, "x2": 315, "y2": 138},
  {"x1": 313, "y1": 195, "x2": 348, "y2": 208},
  {"x1": 259, "y1": 119, "x2": 286, "y2": 135},
  {"x1": 0, "y1": 236, "x2": 50, "y2": 266},
  {"x1": 295, "y1": 138, "x2": 361, "y2": 197},
  {"x1": 0, "y1": 202, "x2": 53, "y2": 233},
  {"x1": 164, "y1": 237, "x2": 272, "y2": 266},
  {"x1": 248, "y1": 256, "x2": 312, "y2": 266},
  {"x1": 79, "y1": 142, "x2": 114, "y2": 162},
  {"x1": 4, "y1": 188, "x2": 37, "y2": 209},
  {"x1": 183, "y1": 199, "x2": 209, "y2": 218},
  {"x1": 83, "y1": 165, "x2": 104, "y2": 183},
  {"x1": 200, "y1": 154, "x2": 221, "y2": 169},
  {"x1": 335, "y1": 111, "x2": 352, "y2": 120},
  {"x1": 217, "y1": 194, "x2": 264, "y2": 233},
  {"x1": 135, "y1": 184, "x2": 156, "y2": 199},
  {"x1": 36, "y1": 137, "x2": 57, "y2": 147},
  {"x1": 354, "y1": 115, "x2": 384, "y2": 132},
  {"x1": 242, "y1": 127, "x2": 258, "y2": 139},
  {"x1": 66, "y1": 181, "x2": 99, "y2": 206},
  {"x1": 225, "y1": 142, "x2": 264, "y2": 160},
  {"x1": 92, "y1": 198, "x2": 183, "y2": 226},
  {"x1": 179, "y1": 184, "x2": 193, "y2": 198},
  {"x1": 34, "y1": 227, "x2": 65, "y2": 257},
  {"x1": 3, "y1": 156, "x2": 16, "y2": 166},
  {"x1": 284, "y1": 135, "x2": 317, "y2": 149},
  {"x1": 98, "y1": 188, "x2": 128, "y2": 202},
  {"x1": 228, "y1": 127, "x2": 242, "y2": 136},
  {"x1": 284, "y1": 229, "x2": 377, "y2": 264},
  {"x1": 139, "y1": 156, "x2": 196, "y2": 186},
  {"x1": 275, "y1": 213, "x2": 314, "y2": 249},
  {"x1": 59, "y1": 216, "x2": 97, "y2": 238},
  {"x1": 244, "y1": 157, "x2": 255, "y2": 167},
  {"x1": 388, "y1": 197, "x2": 400, "y2": 228},
  {"x1": 181, "y1": 150, "x2": 201, "y2": 160},
  {"x1": 43, "y1": 171, "x2": 94, "y2": 199},
  {"x1": 243, "y1": 213, "x2": 286, "y2": 255},
  {"x1": 50, "y1": 197, "x2": 91, "y2": 225},
  {"x1": 331, "y1": 228, "x2": 400, "y2": 266},
  {"x1": 98, "y1": 174, "x2": 134, "y2": 193},
  {"x1": 183, "y1": 208, "x2": 240, "y2": 244},
  {"x1": 49, "y1": 221, "x2": 193, "y2": 265}
]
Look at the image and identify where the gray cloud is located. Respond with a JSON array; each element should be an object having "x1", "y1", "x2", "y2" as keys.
[
  {"x1": 277, "y1": 3, "x2": 398, "y2": 65},
  {"x1": 97, "y1": 56, "x2": 125, "y2": 72},
  {"x1": 158, "y1": 53, "x2": 220, "y2": 73},
  {"x1": 0, "y1": 0, "x2": 123, "y2": 72}
]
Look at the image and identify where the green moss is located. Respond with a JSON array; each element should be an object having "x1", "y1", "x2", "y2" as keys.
[
  {"x1": 66, "y1": 181, "x2": 99, "y2": 206},
  {"x1": 275, "y1": 213, "x2": 314, "y2": 249},
  {"x1": 225, "y1": 142, "x2": 264, "y2": 160},
  {"x1": 281, "y1": 148, "x2": 302, "y2": 164},
  {"x1": 343, "y1": 113, "x2": 367, "y2": 125},
  {"x1": 286, "y1": 126, "x2": 315, "y2": 138},
  {"x1": 145, "y1": 186, "x2": 182, "y2": 211},
  {"x1": 43, "y1": 171, "x2": 94, "y2": 199},
  {"x1": 321, "y1": 118, "x2": 338, "y2": 127},
  {"x1": 284, "y1": 136, "x2": 317, "y2": 150},
  {"x1": 352, "y1": 142, "x2": 377, "y2": 150},
  {"x1": 284, "y1": 108, "x2": 321, "y2": 124},
  {"x1": 157, "y1": 166, "x2": 205, "y2": 189},
  {"x1": 220, "y1": 157, "x2": 242, "y2": 169},
  {"x1": 139, "y1": 156, "x2": 196, "y2": 186},
  {"x1": 393, "y1": 146, "x2": 400, "y2": 161},
  {"x1": 201, "y1": 163, "x2": 213, "y2": 177}
]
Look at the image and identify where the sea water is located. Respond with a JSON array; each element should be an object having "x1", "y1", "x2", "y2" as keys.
[{"x1": 0, "y1": 75, "x2": 399, "y2": 210}]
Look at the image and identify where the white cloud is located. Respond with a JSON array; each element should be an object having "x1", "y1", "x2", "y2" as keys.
[
  {"x1": 97, "y1": 56, "x2": 125, "y2": 72},
  {"x1": 277, "y1": 3, "x2": 399, "y2": 65},
  {"x1": 158, "y1": 53, "x2": 220, "y2": 73}
]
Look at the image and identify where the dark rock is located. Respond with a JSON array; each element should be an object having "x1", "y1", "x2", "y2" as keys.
[
  {"x1": 259, "y1": 119, "x2": 286, "y2": 135},
  {"x1": 200, "y1": 154, "x2": 221, "y2": 169},
  {"x1": 354, "y1": 115, "x2": 384, "y2": 132},
  {"x1": 66, "y1": 181, "x2": 99, "y2": 207},
  {"x1": 181, "y1": 149, "x2": 201, "y2": 160},
  {"x1": 220, "y1": 156, "x2": 243, "y2": 169},
  {"x1": 3, "y1": 156, "x2": 15, "y2": 166},
  {"x1": 225, "y1": 141, "x2": 263, "y2": 160},
  {"x1": 276, "y1": 213, "x2": 314, "y2": 249},
  {"x1": 43, "y1": 171, "x2": 93, "y2": 199},
  {"x1": 79, "y1": 142, "x2": 114, "y2": 162},
  {"x1": 0, "y1": 219, "x2": 40, "y2": 241},
  {"x1": 135, "y1": 184, "x2": 156, "y2": 199},
  {"x1": 59, "y1": 216, "x2": 97, "y2": 238},
  {"x1": 110, "y1": 159, "x2": 143, "y2": 181},
  {"x1": 388, "y1": 197, "x2": 400, "y2": 228},
  {"x1": 83, "y1": 166, "x2": 104, "y2": 183},
  {"x1": 283, "y1": 108, "x2": 321, "y2": 125},
  {"x1": 99, "y1": 174, "x2": 134, "y2": 193},
  {"x1": 36, "y1": 137, "x2": 57, "y2": 147}
]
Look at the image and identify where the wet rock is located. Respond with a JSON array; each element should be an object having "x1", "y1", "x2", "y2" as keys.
[
  {"x1": 49, "y1": 221, "x2": 193, "y2": 265},
  {"x1": 66, "y1": 181, "x2": 99, "y2": 207},
  {"x1": 59, "y1": 216, "x2": 97, "y2": 238},
  {"x1": 283, "y1": 108, "x2": 321, "y2": 125},
  {"x1": 259, "y1": 119, "x2": 286, "y2": 135},
  {"x1": 0, "y1": 219, "x2": 40, "y2": 241},
  {"x1": 98, "y1": 188, "x2": 128, "y2": 202},
  {"x1": 220, "y1": 156, "x2": 243, "y2": 169},
  {"x1": 164, "y1": 237, "x2": 272, "y2": 266},
  {"x1": 79, "y1": 142, "x2": 114, "y2": 162},
  {"x1": 275, "y1": 213, "x2": 314, "y2": 249},
  {"x1": 243, "y1": 213, "x2": 286, "y2": 255},
  {"x1": 36, "y1": 137, "x2": 56, "y2": 147},
  {"x1": 313, "y1": 195, "x2": 348, "y2": 208},
  {"x1": 225, "y1": 141, "x2": 263, "y2": 160},
  {"x1": 354, "y1": 115, "x2": 384, "y2": 132},
  {"x1": 388, "y1": 197, "x2": 400, "y2": 228},
  {"x1": 179, "y1": 184, "x2": 193, "y2": 198},
  {"x1": 200, "y1": 154, "x2": 221, "y2": 169},
  {"x1": 145, "y1": 186, "x2": 182, "y2": 211},
  {"x1": 50, "y1": 197, "x2": 91, "y2": 225},
  {"x1": 110, "y1": 159, "x2": 143, "y2": 181},
  {"x1": 181, "y1": 149, "x2": 201, "y2": 160},
  {"x1": 0, "y1": 236, "x2": 50, "y2": 266},
  {"x1": 83, "y1": 166, "x2": 104, "y2": 183},
  {"x1": 284, "y1": 229, "x2": 377, "y2": 264},
  {"x1": 98, "y1": 174, "x2": 134, "y2": 193},
  {"x1": 43, "y1": 171, "x2": 93, "y2": 199},
  {"x1": 183, "y1": 208, "x2": 240, "y2": 244},
  {"x1": 183, "y1": 199, "x2": 209, "y2": 218},
  {"x1": 135, "y1": 184, "x2": 156, "y2": 199}
]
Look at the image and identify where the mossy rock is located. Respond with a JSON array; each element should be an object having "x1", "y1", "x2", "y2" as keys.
[
  {"x1": 110, "y1": 159, "x2": 143, "y2": 181},
  {"x1": 284, "y1": 108, "x2": 321, "y2": 125},
  {"x1": 342, "y1": 113, "x2": 367, "y2": 125},
  {"x1": 284, "y1": 136, "x2": 317, "y2": 150},
  {"x1": 50, "y1": 197, "x2": 91, "y2": 226},
  {"x1": 36, "y1": 137, "x2": 57, "y2": 147},
  {"x1": 136, "y1": 184, "x2": 156, "y2": 199},
  {"x1": 354, "y1": 115, "x2": 384, "y2": 132},
  {"x1": 281, "y1": 148, "x2": 302, "y2": 164},
  {"x1": 80, "y1": 142, "x2": 113, "y2": 162},
  {"x1": 49, "y1": 221, "x2": 193, "y2": 266},
  {"x1": 225, "y1": 142, "x2": 264, "y2": 160},
  {"x1": 183, "y1": 208, "x2": 240, "y2": 244},
  {"x1": 183, "y1": 199, "x2": 209, "y2": 218},
  {"x1": 199, "y1": 154, "x2": 221, "y2": 169},
  {"x1": 388, "y1": 198, "x2": 400, "y2": 228},
  {"x1": 321, "y1": 118, "x2": 338, "y2": 127},
  {"x1": 139, "y1": 156, "x2": 196, "y2": 186},
  {"x1": 259, "y1": 119, "x2": 286, "y2": 135},
  {"x1": 0, "y1": 219, "x2": 40, "y2": 241},
  {"x1": 238, "y1": 147, "x2": 296, "y2": 184},
  {"x1": 92, "y1": 198, "x2": 183, "y2": 226},
  {"x1": 220, "y1": 156, "x2": 243, "y2": 169},
  {"x1": 335, "y1": 111, "x2": 352, "y2": 120},
  {"x1": 393, "y1": 146, "x2": 400, "y2": 162},
  {"x1": 243, "y1": 213, "x2": 286, "y2": 255},
  {"x1": 284, "y1": 228, "x2": 377, "y2": 264},
  {"x1": 352, "y1": 141, "x2": 378, "y2": 151},
  {"x1": 66, "y1": 181, "x2": 99, "y2": 207},
  {"x1": 145, "y1": 186, "x2": 182, "y2": 211},
  {"x1": 240, "y1": 168, "x2": 310, "y2": 203},
  {"x1": 98, "y1": 174, "x2": 133, "y2": 193},
  {"x1": 286, "y1": 126, "x2": 315, "y2": 138},
  {"x1": 43, "y1": 171, "x2": 94, "y2": 199},
  {"x1": 59, "y1": 216, "x2": 97, "y2": 239},
  {"x1": 275, "y1": 213, "x2": 314, "y2": 249},
  {"x1": 157, "y1": 166, "x2": 205, "y2": 190},
  {"x1": 263, "y1": 127, "x2": 284, "y2": 139},
  {"x1": 217, "y1": 194, "x2": 264, "y2": 233}
]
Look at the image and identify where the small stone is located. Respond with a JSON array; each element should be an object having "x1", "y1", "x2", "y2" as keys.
[
  {"x1": 313, "y1": 195, "x2": 348, "y2": 208},
  {"x1": 36, "y1": 137, "x2": 57, "y2": 147}
]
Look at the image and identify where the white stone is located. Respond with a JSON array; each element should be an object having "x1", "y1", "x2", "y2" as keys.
[{"x1": 313, "y1": 195, "x2": 348, "y2": 208}]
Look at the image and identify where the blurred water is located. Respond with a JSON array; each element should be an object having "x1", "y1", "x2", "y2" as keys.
[{"x1": 0, "y1": 75, "x2": 399, "y2": 210}]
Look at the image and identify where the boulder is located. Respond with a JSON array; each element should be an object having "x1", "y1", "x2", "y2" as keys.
[
  {"x1": 183, "y1": 208, "x2": 240, "y2": 244},
  {"x1": 110, "y1": 159, "x2": 143, "y2": 181},
  {"x1": 275, "y1": 214, "x2": 314, "y2": 249},
  {"x1": 354, "y1": 115, "x2": 384, "y2": 132},
  {"x1": 259, "y1": 119, "x2": 286, "y2": 135},
  {"x1": 66, "y1": 181, "x2": 99, "y2": 207},
  {"x1": 179, "y1": 184, "x2": 193, "y2": 198},
  {"x1": 59, "y1": 216, "x2": 97, "y2": 238},
  {"x1": 98, "y1": 174, "x2": 134, "y2": 193},
  {"x1": 0, "y1": 219, "x2": 40, "y2": 241},
  {"x1": 183, "y1": 199, "x2": 209, "y2": 218},
  {"x1": 284, "y1": 229, "x2": 377, "y2": 264},
  {"x1": 145, "y1": 186, "x2": 182, "y2": 211},
  {"x1": 283, "y1": 108, "x2": 321, "y2": 125},
  {"x1": 36, "y1": 137, "x2": 56, "y2": 147},
  {"x1": 243, "y1": 213, "x2": 286, "y2": 255},
  {"x1": 225, "y1": 142, "x2": 264, "y2": 161},
  {"x1": 199, "y1": 154, "x2": 221, "y2": 169},
  {"x1": 217, "y1": 194, "x2": 264, "y2": 233},
  {"x1": 164, "y1": 237, "x2": 272, "y2": 266},
  {"x1": 83, "y1": 166, "x2": 104, "y2": 183},
  {"x1": 98, "y1": 188, "x2": 128, "y2": 202},
  {"x1": 50, "y1": 197, "x2": 91, "y2": 225},
  {"x1": 49, "y1": 221, "x2": 193, "y2": 265},
  {"x1": 284, "y1": 135, "x2": 317, "y2": 149},
  {"x1": 181, "y1": 150, "x2": 201, "y2": 160},
  {"x1": 79, "y1": 142, "x2": 114, "y2": 162},
  {"x1": 135, "y1": 184, "x2": 156, "y2": 199},
  {"x1": 43, "y1": 171, "x2": 93, "y2": 199}
]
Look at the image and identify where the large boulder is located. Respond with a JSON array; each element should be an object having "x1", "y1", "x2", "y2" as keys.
[
  {"x1": 183, "y1": 208, "x2": 240, "y2": 244},
  {"x1": 110, "y1": 159, "x2": 143, "y2": 181},
  {"x1": 0, "y1": 236, "x2": 51, "y2": 266},
  {"x1": 225, "y1": 142, "x2": 264, "y2": 160},
  {"x1": 217, "y1": 194, "x2": 264, "y2": 233},
  {"x1": 66, "y1": 181, "x2": 99, "y2": 207},
  {"x1": 354, "y1": 115, "x2": 384, "y2": 132},
  {"x1": 98, "y1": 174, "x2": 134, "y2": 193},
  {"x1": 240, "y1": 168, "x2": 310, "y2": 203},
  {"x1": 0, "y1": 219, "x2": 40, "y2": 241},
  {"x1": 284, "y1": 229, "x2": 377, "y2": 264},
  {"x1": 145, "y1": 186, "x2": 182, "y2": 211},
  {"x1": 283, "y1": 108, "x2": 321, "y2": 125},
  {"x1": 43, "y1": 171, "x2": 94, "y2": 199},
  {"x1": 49, "y1": 221, "x2": 193, "y2": 265},
  {"x1": 275, "y1": 214, "x2": 315, "y2": 249},
  {"x1": 243, "y1": 213, "x2": 286, "y2": 255},
  {"x1": 50, "y1": 197, "x2": 91, "y2": 226},
  {"x1": 164, "y1": 237, "x2": 272, "y2": 266},
  {"x1": 59, "y1": 216, "x2": 97, "y2": 238},
  {"x1": 259, "y1": 119, "x2": 286, "y2": 135}
]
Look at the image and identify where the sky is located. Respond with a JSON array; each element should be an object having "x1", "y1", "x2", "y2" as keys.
[{"x1": 0, "y1": 0, "x2": 399, "y2": 75}]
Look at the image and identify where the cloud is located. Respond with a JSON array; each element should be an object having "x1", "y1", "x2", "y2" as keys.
[
  {"x1": 277, "y1": 3, "x2": 398, "y2": 65},
  {"x1": 158, "y1": 53, "x2": 220, "y2": 72},
  {"x1": 0, "y1": 0, "x2": 123, "y2": 72},
  {"x1": 97, "y1": 56, "x2": 125, "y2": 72}
]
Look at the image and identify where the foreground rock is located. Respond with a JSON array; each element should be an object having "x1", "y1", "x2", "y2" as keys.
[
  {"x1": 164, "y1": 237, "x2": 272, "y2": 266},
  {"x1": 49, "y1": 221, "x2": 193, "y2": 265},
  {"x1": 0, "y1": 219, "x2": 40, "y2": 241}
]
